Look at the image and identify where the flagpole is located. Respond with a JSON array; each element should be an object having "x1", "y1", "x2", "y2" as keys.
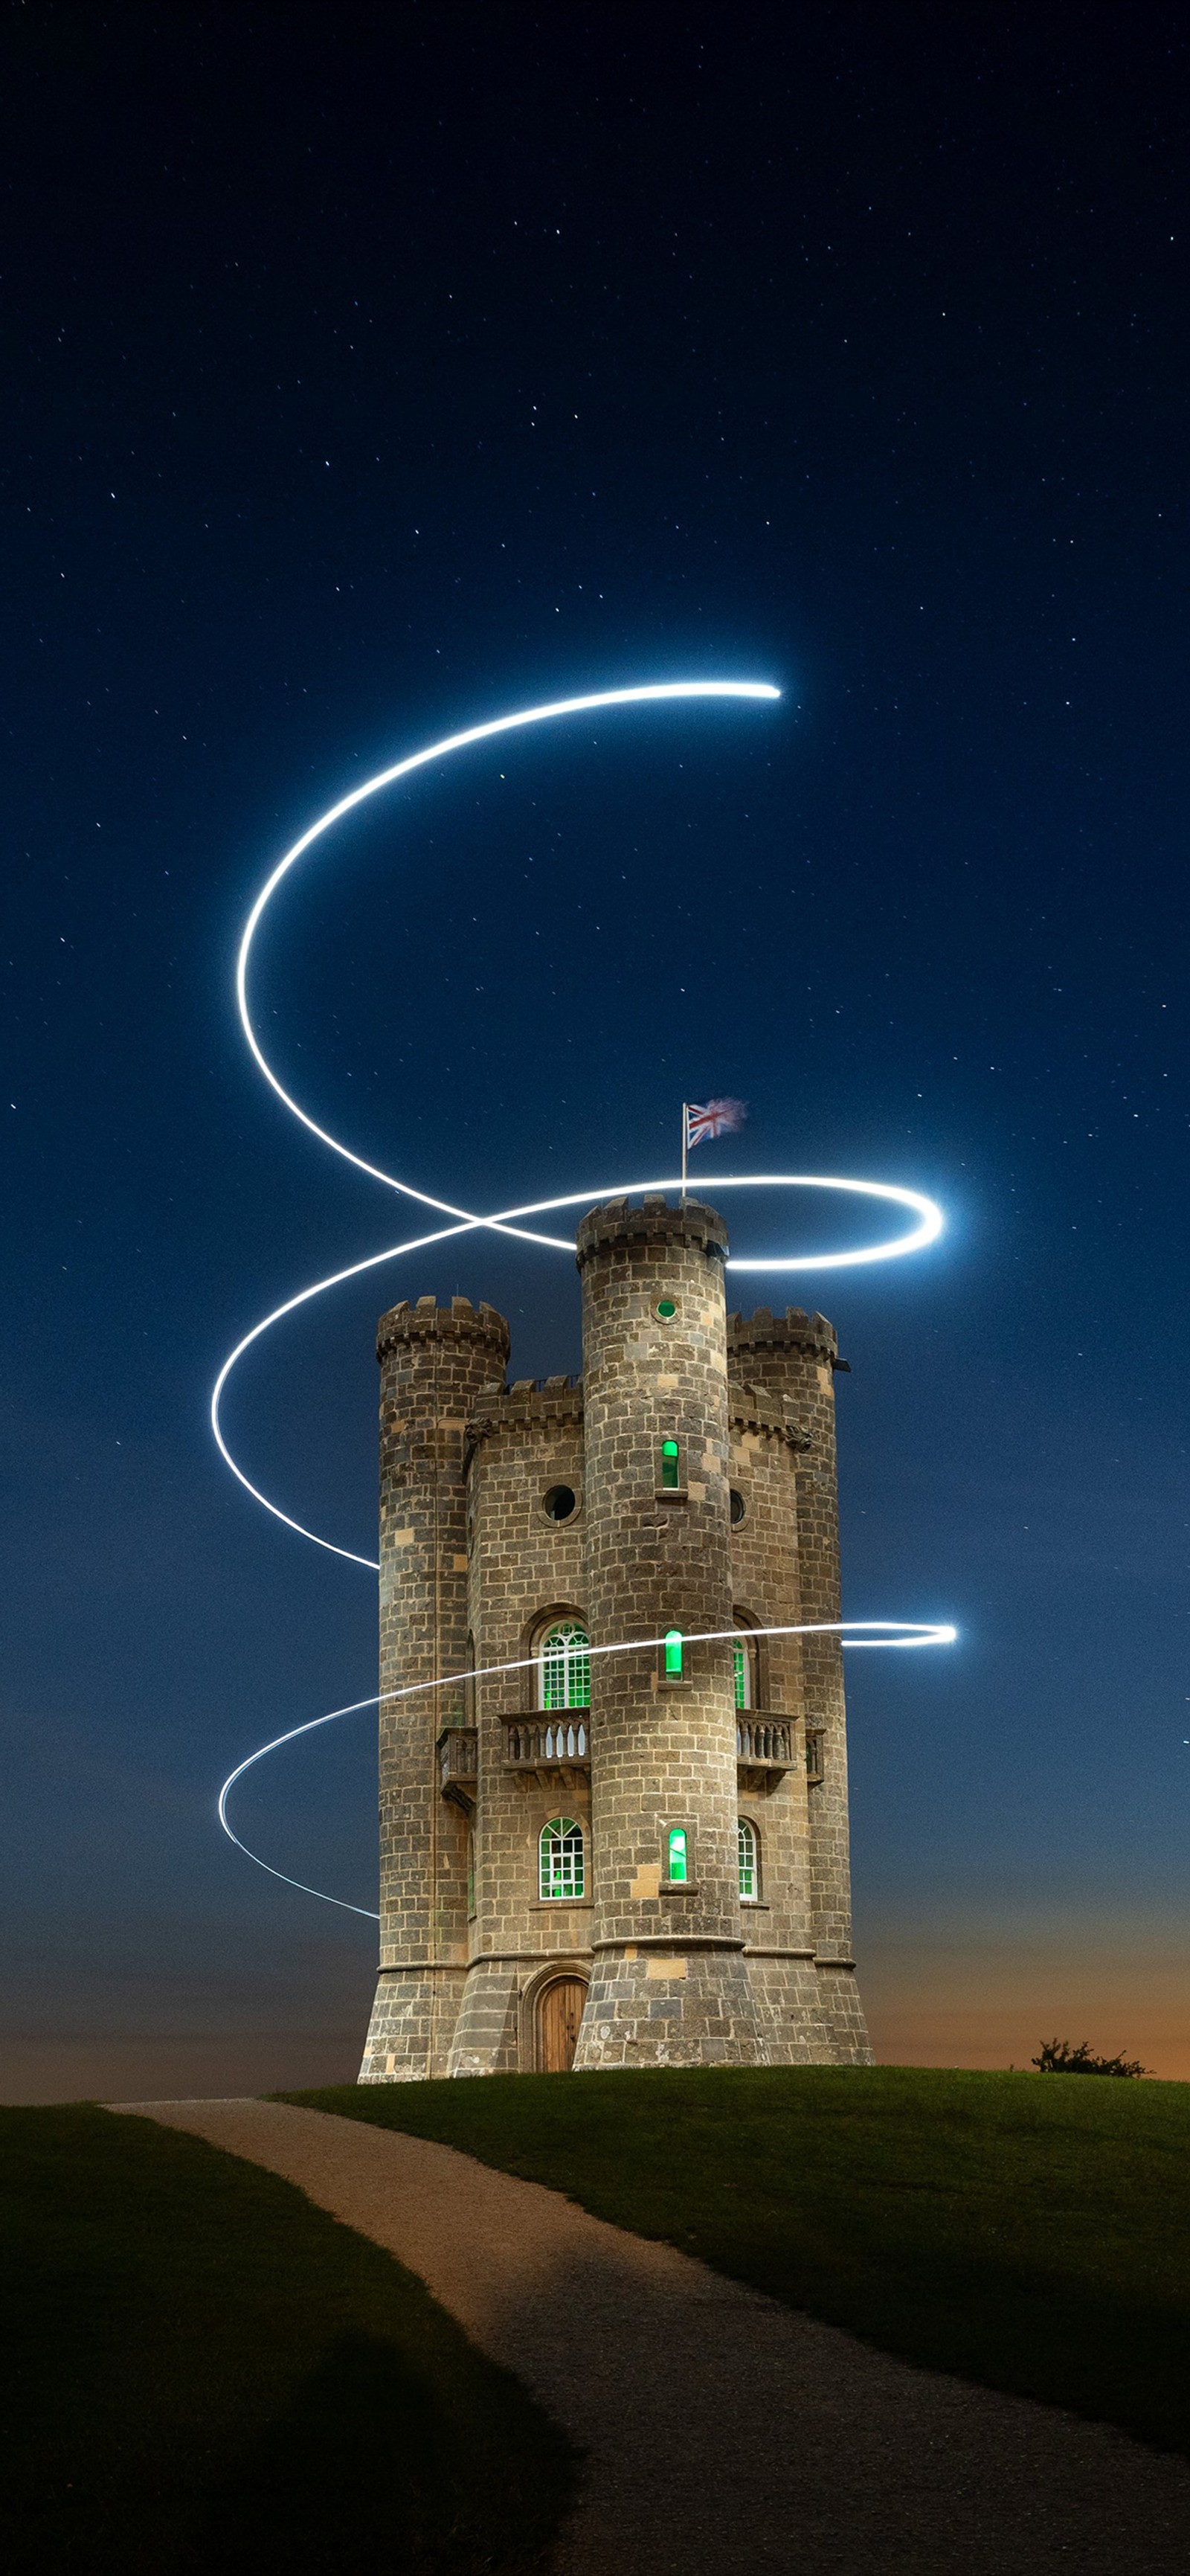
[{"x1": 681, "y1": 1103, "x2": 688, "y2": 1207}]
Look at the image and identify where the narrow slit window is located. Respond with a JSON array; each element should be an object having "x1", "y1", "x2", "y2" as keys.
[
  {"x1": 660, "y1": 1437, "x2": 681, "y2": 1488},
  {"x1": 733, "y1": 1639, "x2": 747, "y2": 1709},
  {"x1": 464, "y1": 1632, "x2": 477, "y2": 1726},
  {"x1": 738, "y1": 1818, "x2": 758, "y2": 1902},
  {"x1": 539, "y1": 1817, "x2": 585, "y2": 1901},
  {"x1": 666, "y1": 1826, "x2": 689, "y2": 1883},
  {"x1": 663, "y1": 1628, "x2": 684, "y2": 1677},
  {"x1": 805, "y1": 1727, "x2": 824, "y2": 1785}
]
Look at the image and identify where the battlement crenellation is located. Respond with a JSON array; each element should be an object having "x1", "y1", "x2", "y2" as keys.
[
  {"x1": 728, "y1": 1306, "x2": 844, "y2": 1367},
  {"x1": 376, "y1": 1294, "x2": 511, "y2": 1365},
  {"x1": 576, "y1": 1193, "x2": 729, "y2": 1269}
]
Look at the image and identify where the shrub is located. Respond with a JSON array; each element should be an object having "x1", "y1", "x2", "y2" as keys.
[{"x1": 1032, "y1": 2037, "x2": 1148, "y2": 2078}]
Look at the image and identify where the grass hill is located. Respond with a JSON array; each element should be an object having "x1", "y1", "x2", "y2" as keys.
[
  {"x1": 289, "y1": 2062, "x2": 1190, "y2": 2458},
  {"x1": 0, "y1": 2104, "x2": 571, "y2": 2575},
  {"x1": 4, "y1": 2066, "x2": 1187, "y2": 2571}
]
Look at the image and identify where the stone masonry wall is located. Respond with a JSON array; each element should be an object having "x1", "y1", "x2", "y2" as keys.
[
  {"x1": 724, "y1": 1377, "x2": 818, "y2": 2061},
  {"x1": 727, "y1": 1308, "x2": 872, "y2": 2063},
  {"x1": 359, "y1": 1294, "x2": 509, "y2": 2082},
  {"x1": 573, "y1": 1197, "x2": 766, "y2": 2069},
  {"x1": 448, "y1": 1381, "x2": 592, "y2": 2075}
]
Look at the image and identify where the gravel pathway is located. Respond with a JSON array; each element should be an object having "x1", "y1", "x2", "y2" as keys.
[{"x1": 113, "y1": 2097, "x2": 1190, "y2": 2574}]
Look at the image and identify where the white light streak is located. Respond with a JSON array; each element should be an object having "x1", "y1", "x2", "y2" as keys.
[
  {"x1": 234, "y1": 681, "x2": 783, "y2": 1218},
  {"x1": 213, "y1": 675, "x2": 956, "y2": 1912},
  {"x1": 216, "y1": 678, "x2": 944, "y2": 1558},
  {"x1": 218, "y1": 1621, "x2": 958, "y2": 1918}
]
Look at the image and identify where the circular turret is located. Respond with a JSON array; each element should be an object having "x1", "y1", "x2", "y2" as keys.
[
  {"x1": 573, "y1": 1194, "x2": 766, "y2": 2071},
  {"x1": 377, "y1": 1293, "x2": 510, "y2": 1368}
]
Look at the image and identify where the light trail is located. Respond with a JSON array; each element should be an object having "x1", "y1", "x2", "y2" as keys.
[
  {"x1": 213, "y1": 675, "x2": 955, "y2": 1910},
  {"x1": 218, "y1": 1621, "x2": 959, "y2": 1918}
]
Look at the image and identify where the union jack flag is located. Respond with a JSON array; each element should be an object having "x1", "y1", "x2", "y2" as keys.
[{"x1": 685, "y1": 1098, "x2": 747, "y2": 1149}]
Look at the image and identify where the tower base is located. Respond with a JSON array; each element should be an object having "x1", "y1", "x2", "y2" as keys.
[
  {"x1": 745, "y1": 1951, "x2": 873, "y2": 2064},
  {"x1": 572, "y1": 1943, "x2": 768, "y2": 2071},
  {"x1": 358, "y1": 1964, "x2": 466, "y2": 2082},
  {"x1": 445, "y1": 1959, "x2": 522, "y2": 2078},
  {"x1": 814, "y1": 1959, "x2": 874, "y2": 2064}
]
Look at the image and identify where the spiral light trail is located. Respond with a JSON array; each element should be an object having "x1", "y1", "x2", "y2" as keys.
[{"x1": 214, "y1": 678, "x2": 955, "y2": 1911}]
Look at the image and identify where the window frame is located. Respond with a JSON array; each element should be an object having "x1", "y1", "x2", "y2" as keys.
[
  {"x1": 731, "y1": 1610, "x2": 762, "y2": 1711},
  {"x1": 536, "y1": 1616, "x2": 591, "y2": 1712},
  {"x1": 538, "y1": 1815, "x2": 585, "y2": 1903},
  {"x1": 738, "y1": 1816, "x2": 760, "y2": 1904},
  {"x1": 660, "y1": 1820, "x2": 695, "y2": 1890}
]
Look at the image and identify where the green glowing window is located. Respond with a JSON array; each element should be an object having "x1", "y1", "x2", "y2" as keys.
[
  {"x1": 656, "y1": 1297, "x2": 678, "y2": 1321},
  {"x1": 540, "y1": 1621, "x2": 591, "y2": 1711},
  {"x1": 733, "y1": 1628, "x2": 755, "y2": 1710},
  {"x1": 738, "y1": 1818, "x2": 758, "y2": 1902},
  {"x1": 660, "y1": 1437, "x2": 681, "y2": 1488},
  {"x1": 666, "y1": 1826, "x2": 689, "y2": 1883},
  {"x1": 539, "y1": 1817, "x2": 585, "y2": 1901},
  {"x1": 663, "y1": 1628, "x2": 684, "y2": 1677}
]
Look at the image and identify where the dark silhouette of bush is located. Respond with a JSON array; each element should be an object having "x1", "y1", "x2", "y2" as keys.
[{"x1": 1032, "y1": 2037, "x2": 1148, "y2": 2078}]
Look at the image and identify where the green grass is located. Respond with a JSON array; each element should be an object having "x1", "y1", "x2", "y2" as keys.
[
  {"x1": 0, "y1": 2105, "x2": 573, "y2": 2575},
  {"x1": 287, "y1": 2063, "x2": 1190, "y2": 2456}
]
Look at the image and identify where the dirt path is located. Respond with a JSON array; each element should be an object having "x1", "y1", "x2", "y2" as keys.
[{"x1": 113, "y1": 2097, "x2": 1189, "y2": 2574}]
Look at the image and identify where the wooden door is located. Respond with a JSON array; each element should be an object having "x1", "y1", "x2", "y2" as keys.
[{"x1": 537, "y1": 1976, "x2": 587, "y2": 2073}]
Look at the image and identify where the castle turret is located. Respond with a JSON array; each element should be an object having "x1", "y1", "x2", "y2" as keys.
[
  {"x1": 359, "y1": 1294, "x2": 509, "y2": 2081},
  {"x1": 727, "y1": 1306, "x2": 869, "y2": 2061},
  {"x1": 571, "y1": 1196, "x2": 768, "y2": 2068}
]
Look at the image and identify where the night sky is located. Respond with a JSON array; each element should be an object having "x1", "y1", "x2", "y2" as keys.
[{"x1": 4, "y1": 4, "x2": 1188, "y2": 2100}]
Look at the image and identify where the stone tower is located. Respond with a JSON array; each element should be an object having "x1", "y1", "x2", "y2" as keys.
[
  {"x1": 361, "y1": 1292, "x2": 511, "y2": 2081},
  {"x1": 359, "y1": 1195, "x2": 872, "y2": 2080}
]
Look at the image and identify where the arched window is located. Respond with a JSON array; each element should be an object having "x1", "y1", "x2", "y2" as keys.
[
  {"x1": 538, "y1": 1620, "x2": 591, "y2": 1711},
  {"x1": 738, "y1": 1818, "x2": 759, "y2": 1903},
  {"x1": 539, "y1": 1817, "x2": 585, "y2": 1901},
  {"x1": 733, "y1": 1618, "x2": 758, "y2": 1710},
  {"x1": 666, "y1": 1825, "x2": 689, "y2": 1883}
]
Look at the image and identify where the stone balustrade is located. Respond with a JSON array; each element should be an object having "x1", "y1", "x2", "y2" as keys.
[
  {"x1": 504, "y1": 1715, "x2": 590, "y2": 1771},
  {"x1": 736, "y1": 1715, "x2": 793, "y2": 1772}
]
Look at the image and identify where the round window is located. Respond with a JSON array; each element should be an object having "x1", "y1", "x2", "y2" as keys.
[
  {"x1": 655, "y1": 1297, "x2": 678, "y2": 1321},
  {"x1": 543, "y1": 1484, "x2": 579, "y2": 1523},
  {"x1": 730, "y1": 1488, "x2": 746, "y2": 1526}
]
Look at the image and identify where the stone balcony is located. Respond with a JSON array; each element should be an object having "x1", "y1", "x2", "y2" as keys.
[
  {"x1": 504, "y1": 1713, "x2": 591, "y2": 1788},
  {"x1": 439, "y1": 1709, "x2": 792, "y2": 1799},
  {"x1": 436, "y1": 1725, "x2": 477, "y2": 1813},
  {"x1": 736, "y1": 1715, "x2": 793, "y2": 1786}
]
